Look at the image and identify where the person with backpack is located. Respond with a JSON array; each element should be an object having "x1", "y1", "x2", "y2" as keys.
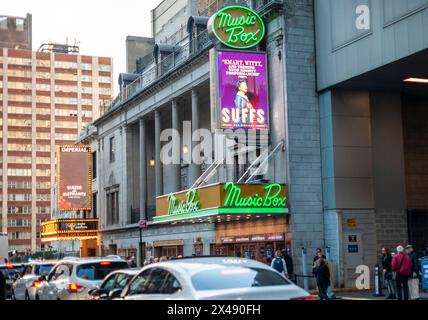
[
  {"x1": 282, "y1": 249, "x2": 294, "y2": 278},
  {"x1": 405, "y1": 244, "x2": 420, "y2": 300},
  {"x1": 381, "y1": 247, "x2": 396, "y2": 299},
  {"x1": 392, "y1": 245, "x2": 413, "y2": 300},
  {"x1": 271, "y1": 250, "x2": 288, "y2": 278}
]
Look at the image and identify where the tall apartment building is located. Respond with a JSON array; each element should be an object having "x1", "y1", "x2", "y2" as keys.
[
  {"x1": 0, "y1": 13, "x2": 32, "y2": 50},
  {"x1": 0, "y1": 46, "x2": 113, "y2": 253}
]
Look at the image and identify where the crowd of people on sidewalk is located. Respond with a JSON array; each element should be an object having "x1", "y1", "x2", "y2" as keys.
[
  {"x1": 125, "y1": 254, "x2": 186, "y2": 268},
  {"x1": 382, "y1": 244, "x2": 421, "y2": 300}
]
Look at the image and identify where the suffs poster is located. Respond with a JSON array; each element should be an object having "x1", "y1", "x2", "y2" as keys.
[{"x1": 218, "y1": 51, "x2": 268, "y2": 129}]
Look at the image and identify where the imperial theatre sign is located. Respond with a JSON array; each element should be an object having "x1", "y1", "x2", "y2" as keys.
[
  {"x1": 41, "y1": 219, "x2": 98, "y2": 242},
  {"x1": 155, "y1": 183, "x2": 288, "y2": 224}
]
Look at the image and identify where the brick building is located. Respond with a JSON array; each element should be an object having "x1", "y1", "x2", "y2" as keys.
[{"x1": 0, "y1": 45, "x2": 113, "y2": 253}]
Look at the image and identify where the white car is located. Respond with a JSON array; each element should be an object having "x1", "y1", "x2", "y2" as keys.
[
  {"x1": 87, "y1": 268, "x2": 140, "y2": 300},
  {"x1": 12, "y1": 260, "x2": 57, "y2": 300},
  {"x1": 35, "y1": 257, "x2": 130, "y2": 300},
  {"x1": 119, "y1": 257, "x2": 313, "y2": 300}
]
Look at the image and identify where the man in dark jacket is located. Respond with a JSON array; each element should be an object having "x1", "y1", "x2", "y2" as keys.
[
  {"x1": 382, "y1": 248, "x2": 396, "y2": 299},
  {"x1": 281, "y1": 249, "x2": 294, "y2": 278},
  {"x1": 0, "y1": 270, "x2": 6, "y2": 300},
  {"x1": 313, "y1": 248, "x2": 326, "y2": 264},
  {"x1": 312, "y1": 258, "x2": 330, "y2": 300},
  {"x1": 405, "y1": 244, "x2": 419, "y2": 300}
]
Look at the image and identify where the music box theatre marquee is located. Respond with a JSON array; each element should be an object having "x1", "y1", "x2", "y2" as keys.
[{"x1": 154, "y1": 182, "x2": 288, "y2": 224}]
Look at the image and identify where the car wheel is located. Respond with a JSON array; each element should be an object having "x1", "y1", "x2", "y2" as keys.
[{"x1": 25, "y1": 291, "x2": 30, "y2": 300}]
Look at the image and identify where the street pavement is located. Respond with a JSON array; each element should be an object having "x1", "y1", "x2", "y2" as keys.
[{"x1": 311, "y1": 289, "x2": 428, "y2": 300}]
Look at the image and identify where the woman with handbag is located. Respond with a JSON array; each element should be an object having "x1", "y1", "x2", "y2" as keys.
[{"x1": 382, "y1": 248, "x2": 396, "y2": 299}]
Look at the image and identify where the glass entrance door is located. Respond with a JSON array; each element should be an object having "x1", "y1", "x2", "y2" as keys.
[{"x1": 235, "y1": 244, "x2": 256, "y2": 260}]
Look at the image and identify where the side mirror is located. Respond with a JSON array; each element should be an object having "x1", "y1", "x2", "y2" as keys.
[{"x1": 108, "y1": 288, "x2": 123, "y2": 299}]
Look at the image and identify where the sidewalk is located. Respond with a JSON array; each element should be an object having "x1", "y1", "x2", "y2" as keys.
[{"x1": 310, "y1": 288, "x2": 428, "y2": 300}]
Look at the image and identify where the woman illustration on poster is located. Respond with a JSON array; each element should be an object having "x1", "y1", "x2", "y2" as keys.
[{"x1": 234, "y1": 77, "x2": 254, "y2": 125}]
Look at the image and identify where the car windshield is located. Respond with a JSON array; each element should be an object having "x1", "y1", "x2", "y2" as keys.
[
  {"x1": 191, "y1": 266, "x2": 290, "y2": 291},
  {"x1": 76, "y1": 262, "x2": 129, "y2": 281},
  {"x1": 35, "y1": 264, "x2": 55, "y2": 276}
]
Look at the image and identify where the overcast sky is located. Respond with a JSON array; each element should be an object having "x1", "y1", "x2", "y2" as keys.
[{"x1": 2, "y1": 0, "x2": 163, "y2": 95}]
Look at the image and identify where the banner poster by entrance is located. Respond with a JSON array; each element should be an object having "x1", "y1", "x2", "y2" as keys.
[{"x1": 217, "y1": 50, "x2": 269, "y2": 130}]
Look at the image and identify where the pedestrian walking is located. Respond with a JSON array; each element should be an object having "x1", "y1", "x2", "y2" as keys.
[
  {"x1": 312, "y1": 258, "x2": 330, "y2": 300},
  {"x1": 270, "y1": 250, "x2": 288, "y2": 278},
  {"x1": 0, "y1": 270, "x2": 5, "y2": 300},
  {"x1": 392, "y1": 245, "x2": 413, "y2": 300},
  {"x1": 282, "y1": 249, "x2": 294, "y2": 278},
  {"x1": 382, "y1": 247, "x2": 396, "y2": 299},
  {"x1": 405, "y1": 244, "x2": 420, "y2": 300},
  {"x1": 127, "y1": 255, "x2": 137, "y2": 268},
  {"x1": 313, "y1": 248, "x2": 326, "y2": 264}
]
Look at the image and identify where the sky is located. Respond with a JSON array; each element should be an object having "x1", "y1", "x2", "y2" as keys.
[{"x1": 2, "y1": 0, "x2": 163, "y2": 95}]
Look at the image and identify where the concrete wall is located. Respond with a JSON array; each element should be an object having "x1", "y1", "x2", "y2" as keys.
[
  {"x1": 152, "y1": 0, "x2": 197, "y2": 42},
  {"x1": 402, "y1": 94, "x2": 428, "y2": 209},
  {"x1": 320, "y1": 89, "x2": 376, "y2": 287},
  {"x1": 315, "y1": 0, "x2": 428, "y2": 90},
  {"x1": 126, "y1": 36, "x2": 155, "y2": 73},
  {"x1": 320, "y1": 88, "x2": 410, "y2": 287},
  {"x1": 371, "y1": 92, "x2": 408, "y2": 254},
  {"x1": 283, "y1": 0, "x2": 324, "y2": 286}
]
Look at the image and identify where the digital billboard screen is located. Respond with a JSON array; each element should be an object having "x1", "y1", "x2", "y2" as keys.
[
  {"x1": 217, "y1": 51, "x2": 269, "y2": 130},
  {"x1": 57, "y1": 146, "x2": 92, "y2": 211}
]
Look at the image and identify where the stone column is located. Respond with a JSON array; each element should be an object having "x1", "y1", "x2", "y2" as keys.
[
  {"x1": 171, "y1": 99, "x2": 181, "y2": 192},
  {"x1": 123, "y1": 126, "x2": 132, "y2": 224},
  {"x1": 139, "y1": 118, "x2": 147, "y2": 220},
  {"x1": 155, "y1": 110, "x2": 163, "y2": 196},
  {"x1": 190, "y1": 89, "x2": 201, "y2": 186}
]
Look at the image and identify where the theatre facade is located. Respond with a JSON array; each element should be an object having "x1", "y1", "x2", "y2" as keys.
[{"x1": 79, "y1": 0, "x2": 323, "y2": 286}]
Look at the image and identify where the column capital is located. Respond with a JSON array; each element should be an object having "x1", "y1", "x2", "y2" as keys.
[
  {"x1": 139, "y1": 117, "x2": 146, "y2": 126},
  {"x1": 191, "y1": 88, "x2": 199, "y2": 97}
]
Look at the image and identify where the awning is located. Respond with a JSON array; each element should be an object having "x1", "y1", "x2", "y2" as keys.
[{"x1": 153, "y1": 239, "x2": 184, "y2": 247}]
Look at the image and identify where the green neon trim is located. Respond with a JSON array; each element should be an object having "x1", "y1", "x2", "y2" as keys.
[
  {"x1": 167, "y1": 188, "x2": 200, "y2": 215},
  {"x1": 223, "y1": 182, "x2": 287, "y2": 208},
  {"x1": 211, "y1": 5, "x2": 265, "y2": 49},
  {"x1": 153, "y1": 206, "x2": 288, "y2": 223}
]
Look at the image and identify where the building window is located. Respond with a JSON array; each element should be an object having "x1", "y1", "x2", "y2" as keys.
[
  {"x1": 36, "y1": 194, "x2": 51, "y2": 201},
  {"x1": 109, "y1": 136, "x2": 115, "y2": 162},
  {"x1": 106, "y1": 188, "x2": 119, "y2": 225},
  {"x1": 0, "y1": 17, "x2": 7, "y2": 30},
  {"x1": 81, "y1": 75, "x2": 92, "y2": 82},
  {"x1": 92, "y1": 193, "x2": 97, "y2": 219},
  {"x1": 92, "y1": 151, "x2": 97, "y2": 179},
  {"x1": 15, "y1": 18, "x2": 24, "y2": 31},
  {"x1": 81, "y1": 63, "x2": 92, "y2": 70},
  {"x1": 99, "y1": 76, "x2": 111, "y2": 83},
  {"x1": 99, "y1": 64, "x2": 111, "y2": 72}
]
